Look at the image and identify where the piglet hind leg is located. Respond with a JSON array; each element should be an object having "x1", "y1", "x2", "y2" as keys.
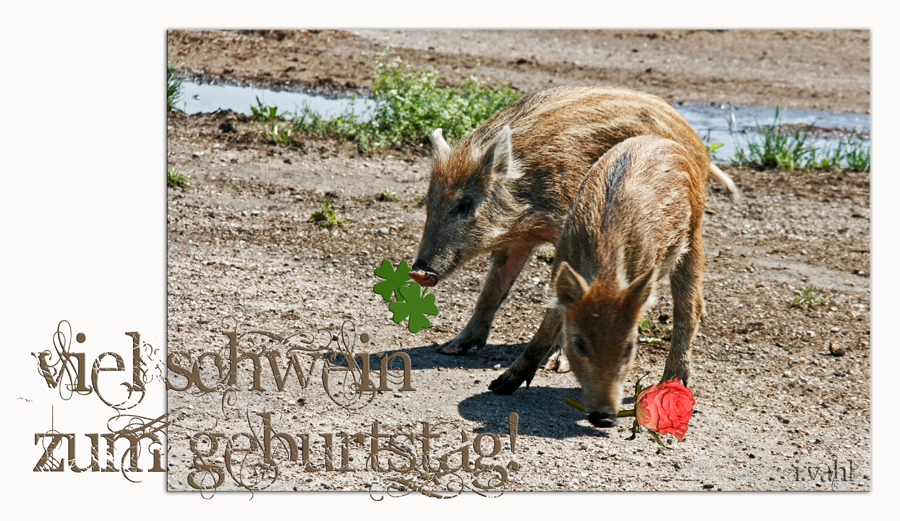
[
  {"x1": 661, "y1": 238, "x2": 705, "y2": 387},
  {"x1": 437, "y1": 247, "x2": 534, "y2": 355},
  {"x1": 489, "y1": 306, "x2": 563, "y2": 394}
]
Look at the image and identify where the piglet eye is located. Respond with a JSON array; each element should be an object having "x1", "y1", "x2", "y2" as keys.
[
  {"x1": 574, "y1": 336, "x2": 589, "y2": 356},
  {"x1": 456, "y1": 197, "x2": 474, "y2": 215}
]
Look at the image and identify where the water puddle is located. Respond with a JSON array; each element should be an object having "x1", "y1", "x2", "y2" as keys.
[
  {"x1": 675, "y1": 102, "x2": 869, "y2": 164},
  {"x1": 177, "y1": 81, "x2": 870, "y2": 164},
  {"x1": 178, "y1": 81, "x2": 374, "y2": 118}
]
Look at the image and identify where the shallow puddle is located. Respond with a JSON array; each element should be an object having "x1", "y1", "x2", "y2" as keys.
[
  {"x1": 178, "y1": 81, "x2": 374, "y2": 119},
  {"x1": 675, "y1": 101, "x2": 869, "y2": 164},
  {"x1": 176, "y1": 81, "x2": 870, "y2": 164}
]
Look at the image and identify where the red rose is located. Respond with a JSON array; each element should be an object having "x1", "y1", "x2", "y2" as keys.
[{"x1": 635, "y1": 379, "x2": 695, "y2": 442}]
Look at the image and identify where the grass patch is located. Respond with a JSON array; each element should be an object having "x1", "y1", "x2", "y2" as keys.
[
  {"x1": 378, "y1": 188, "x2": 398, "y2": 201},
  {"x1": 167, "y1": 168, "x2": 191, "y2": 189},
  {"x1": 809, "y1": 139, "x2": 871, "y2": 172},
  {"x1": 792, "y1": 283, "x2": 824, "y2": 309},
  {"x1": 729, "y1": 105, "x2": 869, "y2": 172},
  {"x1": 310, "y1": 198, "x2": 344, "y2": 227},
  {"x1": 361, "y1": 50, "x2": 520, "y2": 149},
  {"x1": 703, "y1": 130, "x2": 724, "y2": 158},
  {"x1": 536, "y1": 248, "x2": 555, "y2": 265},
  {"x1": 250, "y1": 47, "x2": 520, "y2": 152},
  {"x1": 167, "y1": 61, "x2": 184, "y2": 111}
]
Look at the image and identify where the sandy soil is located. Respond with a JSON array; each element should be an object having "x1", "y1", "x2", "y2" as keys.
[{"x1": 165, "y1": 30, "x2": 870, "y2": 492}]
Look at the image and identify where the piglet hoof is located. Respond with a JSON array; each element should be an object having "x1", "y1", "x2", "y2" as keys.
[
  {"x1": 488, "y1": 370, "x2": 526, "y2": 395},
  {"x1": 544, "y1": 350, "x2": 571, "y2": 373},
  {"x1": 435, "y1": 337, "x2": 483, "y2": 356}
]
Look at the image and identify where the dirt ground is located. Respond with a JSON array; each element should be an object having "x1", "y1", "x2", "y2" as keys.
[
  {"x1": 168, "y1": 29, "x2": 870, "y2": 113},
  {"x1": 166, "y1": 30, "x2": 870, "y2": 492}
]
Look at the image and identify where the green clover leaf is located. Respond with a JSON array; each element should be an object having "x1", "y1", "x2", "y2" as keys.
[
  {"x1": 373, "y1": 259, "x2": 411, "y2": 301},
  {"x1": 388, "y1": 281, "x2": 440, "y2": 333}
]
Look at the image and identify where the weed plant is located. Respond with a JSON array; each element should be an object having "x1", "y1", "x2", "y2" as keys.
[
  {"x1": 167, "y1": 168, "x2": 191, "y2": 188},
  {"x1": 167, "y1": 61, "x2": 184, "y2": 111},
  {"x1": 379, "y1": 188, "x2": 398, "y2": 201},
  {"x1": 730, "y1": 105, "x2": 869, "y2": 172},
  {"x1": 536, "y1": 248, "x2": 555, "y2": 265},
  {"x1": 251, "y1": 48, "x2": 520, "y2": 152},
  {"x1": 792, "y1": 283, "x2": 824, "y2": 309},
  {"x1": 310, "y1": 198, "x2": 343, "y2": 227}
]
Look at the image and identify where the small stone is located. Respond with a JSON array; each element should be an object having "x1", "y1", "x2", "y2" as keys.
[
  {"x1": 377, "y1": 228, "x2": 388, "y2": 235},
  {"x1": 782, "y1": 371, "x2": 792, "y2": 378},
  {"x1": 829, "y1": 342, "x2": 846, "y2": 357},
  {"x1": 702, "y1": 483, "x2": 714, "y2": 489},
  {"x1": 493, "y1": 364, "x2": 501, "y2": 370},
  {"x1": 830, "y1": 327, "x2": 841, "y2": 333}
]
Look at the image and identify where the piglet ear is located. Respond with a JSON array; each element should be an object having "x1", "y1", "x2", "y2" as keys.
[
  {"x1": 626, "y1": 266, "x2": 658, "y2": 309},
  {"x1": 431, "y1": 128, "x2": 451, "y2": 158},
  {"x1": 484, "y1": 125, "x2": 522, "y2": 181},
  {"x1": 554, "y1": 262, "x2": 589, "y2": 308}
]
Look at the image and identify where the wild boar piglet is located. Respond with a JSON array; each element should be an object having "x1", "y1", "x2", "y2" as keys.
[{"x1": 552, "y1": 134, "x2": 706, "y2": 427}]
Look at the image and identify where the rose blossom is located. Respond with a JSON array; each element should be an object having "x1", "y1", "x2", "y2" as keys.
[{"x1": 635, "y1": 379, "x2": 695, "y2": 441}]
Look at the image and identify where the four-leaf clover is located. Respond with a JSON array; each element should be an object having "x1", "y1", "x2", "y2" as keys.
[
  {"x1": 373, "y1": 259, "x2": 440, "y2": 333},
  {"x1": 388, "y1": 282, "x2": 440, "y2": 333},
  {"x1": 373, "y1": 259, "x2": 411, "y2": 301}
]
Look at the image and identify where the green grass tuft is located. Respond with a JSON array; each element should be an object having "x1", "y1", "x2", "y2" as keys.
[
  {"x1": 361, "y1": 50, "x2": 520, "y2": 149},
  {"x1": 379, "y1": 187, "x2": 398, "y2": 201},
  {"x1": 792, "y1": 283, "x2": 824, "y2": 309},
  {"x1": 310, "y1": 198, "x2": 344, "y2": 227},
  {"x1": 536, "y1": 248, "x2": 555, "y2": 265},
  {"x1": 167, "y1": 168, "x2": 191, "y2": 189},
  {"x1": 249, "y1": 47, "x2": 520, "y2": 152},
  {"x1": 167, "y1": 61, "x2": 184, "y2": 111},
  {"x1": 729, "y1": 105, "x2": 869, "y2": 172}
]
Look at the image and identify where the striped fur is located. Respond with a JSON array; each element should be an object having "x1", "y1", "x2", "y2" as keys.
[
  {"x1": 552, "y1": 134, "x2": 706, "y2": 424},
  {"x1": 407, "y1": 86, "x2": 732, "y2": 383}
]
